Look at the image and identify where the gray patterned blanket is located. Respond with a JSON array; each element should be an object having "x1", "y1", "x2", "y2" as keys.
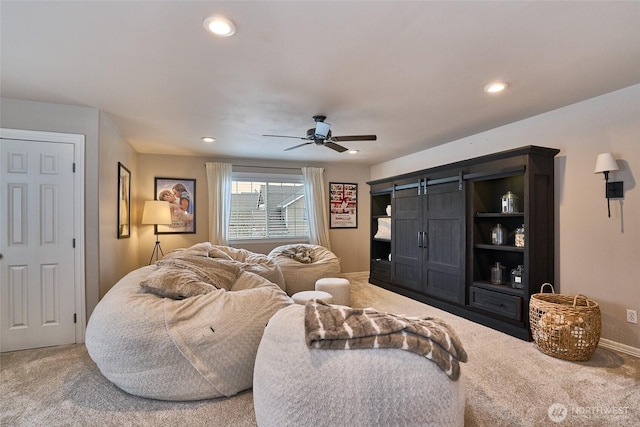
[{"x1": 305, "y1": 300, "x2": 468, "y2": 380}]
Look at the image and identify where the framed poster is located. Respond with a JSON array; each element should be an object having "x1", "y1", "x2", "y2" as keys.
[
  {"x1": 117, "y1": 162, "x2": 131, "y2": 239},
  {"x1": 329, "y1": 182, "x2": 357, "y2": 228},
  {"x1": 154, "y1": 177, "x2": 196, "y2": 234}
]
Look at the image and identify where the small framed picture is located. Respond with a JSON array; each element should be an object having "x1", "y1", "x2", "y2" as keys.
[
  {"x1": 154, "y1": 177, "x2": 196, "y2": 234},
  {"x1": 117, "y1": 162, "x2": 131, "y2": 239},
  {"x1": 329, "y1": 182, "x2": 357, "y2": 228}
]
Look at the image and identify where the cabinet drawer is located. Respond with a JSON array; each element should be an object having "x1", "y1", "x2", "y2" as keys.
[
  {"x1": 370, "y1": 260, "x2": 391, "y2": 282},
  {"x1": 469, "y1": 286, "x2": 522, "y2": 321}
]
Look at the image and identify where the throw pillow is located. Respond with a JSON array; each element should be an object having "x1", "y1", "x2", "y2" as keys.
[
  {"x1": 140, "y1": 267, "x2": 217, "y2": 299},
  {"x1": 281, "y1": 245, "x2": 314, "y2": 263}
]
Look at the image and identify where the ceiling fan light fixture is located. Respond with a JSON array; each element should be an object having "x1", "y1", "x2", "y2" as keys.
[
  {"x1": 201, "y1": 136, "x2": 216, "y2": 143},
  {"x1": 203, "y1": 15, "x2": 236, "y2": 37},
  {"x1": 348, "y1": 150, "x2": 359, "y2": 154},
  {"x1": 315, "y1": 121, "x2": 331, "y2": 139},
  {"x1": 484, "y1": 82, "x2": 509, "y2": 93}
]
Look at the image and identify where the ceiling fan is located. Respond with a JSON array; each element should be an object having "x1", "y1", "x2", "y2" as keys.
[{"x1": 263, "y1": 115, "x2": 377, "y2": 152}]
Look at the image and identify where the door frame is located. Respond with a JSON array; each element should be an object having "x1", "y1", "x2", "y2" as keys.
[{"x1": 0, "y1": 128, "x2": 86, "y2": 344}]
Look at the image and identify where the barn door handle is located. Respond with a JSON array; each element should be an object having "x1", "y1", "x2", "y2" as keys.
[{"x1": 417, "y1": 232, "x2": 427, "y2": 248}]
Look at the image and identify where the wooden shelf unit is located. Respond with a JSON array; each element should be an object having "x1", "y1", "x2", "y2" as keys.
[{"x1": 368, "y1": 146, "x2": 559, "y2": 340}]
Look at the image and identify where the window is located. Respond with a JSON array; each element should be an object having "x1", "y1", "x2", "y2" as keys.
[{"x1": 229, "y1": 173, "x2": 308, "y2": 241}]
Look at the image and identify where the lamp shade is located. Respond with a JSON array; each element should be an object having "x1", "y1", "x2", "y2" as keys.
[
  {"x1": 594, "y1": 153, "x2": 619, "y2": 174},
  {"x1": 141, "y1": 200, "x2": 172, "y2": 225}
]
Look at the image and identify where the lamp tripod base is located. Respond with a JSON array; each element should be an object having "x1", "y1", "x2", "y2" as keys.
[{"x1": 148, "y1": 237, "x2": 165, "y2": 265}]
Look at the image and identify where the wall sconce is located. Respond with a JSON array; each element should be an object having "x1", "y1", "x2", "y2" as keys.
[
  {"x1": 594, "y1": 153, "x2": 624, "y2": 217},
  {"x1": 142, "y1": 200, "x2": 172, "y2": 264}
]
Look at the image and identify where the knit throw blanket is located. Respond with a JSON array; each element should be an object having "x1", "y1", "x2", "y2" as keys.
[{"x1": 305, "y1": 300, "x2": 468, "y2": 380}]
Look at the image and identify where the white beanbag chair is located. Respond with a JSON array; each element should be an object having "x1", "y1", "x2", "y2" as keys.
[
  {"x1": 268, "y1": 244, "x2": 341, "y2": 295},
  {"x1": 86, "y1": 254, "x2": 292, "y2": 401},
  {"x1": 254, "y1": 304, "x2": 466, "y2": 426},
  {"x1": 164, "y1": 242, "x2": 286, "y2": 292}
]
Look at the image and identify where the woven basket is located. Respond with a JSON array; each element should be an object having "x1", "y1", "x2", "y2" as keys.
[{"x1": 529, "y1": 283, "x2": 601, "y2": 361}]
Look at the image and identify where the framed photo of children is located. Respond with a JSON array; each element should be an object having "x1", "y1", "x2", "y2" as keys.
[
  {"x1": 117, "y1": 162, "x2": 131, "y2": 239},
  {"x1": 329, "y1": 182, "x2": 357, "y2": 229},
  {"x1": 154, "y1": 177, "x2": 196, "y2": 234}
]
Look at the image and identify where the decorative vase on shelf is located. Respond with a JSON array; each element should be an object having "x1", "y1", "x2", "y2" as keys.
[
  {"x1": 491, "y1": 224, "x2": 507, "y2": 245},
  {"x1": 511, "y1": 265, "x2": 525, "y2": 289},
  {"x1": 490, "y1": 262, "x2": 506, "y2": 285},
  {"x1": 501, "y1": 191, "x2": 518, "y2": 213},
  {"x1": 515, "y1": 225, "x2": 525, "y2": 248}
]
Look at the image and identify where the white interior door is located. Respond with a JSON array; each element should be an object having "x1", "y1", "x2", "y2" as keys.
[{"x1": 1, "y1": 130, "x2": 84, "y2": 352}]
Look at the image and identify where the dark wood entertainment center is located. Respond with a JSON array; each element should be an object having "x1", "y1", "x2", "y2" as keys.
[{"x1": 368, "y1": 145, "x2": 559, "y2": 340}]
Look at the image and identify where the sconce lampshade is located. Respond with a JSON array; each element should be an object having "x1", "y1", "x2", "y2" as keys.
[
  {"x1": 142, "y1": 201, "x2": 172, "y2": 225},
  {"x1": 594, "y1": 153, "x2": 619, "y2": 174}
]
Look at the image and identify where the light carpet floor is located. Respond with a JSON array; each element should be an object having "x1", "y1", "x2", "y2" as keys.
[{"x1": 1, "y1": 272, "x2": 638, "y2": 426}]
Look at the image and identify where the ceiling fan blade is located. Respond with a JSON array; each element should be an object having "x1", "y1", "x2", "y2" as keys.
[
  {"x1": 324, "y1": 142, "x2": 349, "y2": 153},
  {"x1": 263, "y1": 134, "x2": 309, "y2": 140},
  {"x1": 332, "y1": 135, "x2": 377, "y2": 142},
  {"x1": 284, "y1": 141, "x2": 314, "y2": 151}
]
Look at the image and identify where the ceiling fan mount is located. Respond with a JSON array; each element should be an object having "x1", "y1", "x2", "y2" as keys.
[
  {"x1": 263, "y1": 115, "x2": 376, "y2": 153},
  {"x1": 306, "y1": 127, "x2": 332, "y2": 143}
]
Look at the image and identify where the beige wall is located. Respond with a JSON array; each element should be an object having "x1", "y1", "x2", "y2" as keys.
[
  {"x1": 97, "y1": 112, "x2": 139, "y2": 298},
  {"x1": 371, "y1": 85, "x2": 640, "y2": 349},
  {"x1": 136, "y1": 154, "x2": 371, "y2": 273},
  {"x1": 325, "y1": 164, "x2": 371, "y2": 273},
  {"x1": 135, "y1": 154, "x2": 211, "y2": 263}
]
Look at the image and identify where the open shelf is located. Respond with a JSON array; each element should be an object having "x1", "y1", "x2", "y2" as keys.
[
  {"x1": 475, "y1": 212, "x2": 524, "y2": 218},
  {"x1": 475, "y1": 244, "x2": 524, "y2": 253},
  {"x1": 369, "y1": 188, "x2": 392, "y2": 287},
  {"x1": 472, "y1": 280, "x2": 525, "y2": 297}
]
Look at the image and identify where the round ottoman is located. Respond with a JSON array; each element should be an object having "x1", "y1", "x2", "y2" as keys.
[
  {"x1": 291, "y1": 290, "x2": 333, "y2": 305},
  {"x1": 253, "y1": 304, "x2": 466, "y2": 426},
  {"x1": 315, "y1": 277, "x2": 350, "y2": 306}
]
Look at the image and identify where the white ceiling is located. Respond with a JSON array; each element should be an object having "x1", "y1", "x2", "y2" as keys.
[{"x1": 2, "y1": 1, "x2": 639, "y2": 165}]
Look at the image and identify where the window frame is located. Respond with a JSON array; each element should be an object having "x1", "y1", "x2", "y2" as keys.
[{"x1": 229, "y1": 171, "x2": 309, "y2": 244}]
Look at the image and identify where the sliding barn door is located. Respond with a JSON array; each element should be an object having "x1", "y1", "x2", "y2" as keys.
[{"x1": 423, "y1": 181, "x2": 466, "y2": 304}]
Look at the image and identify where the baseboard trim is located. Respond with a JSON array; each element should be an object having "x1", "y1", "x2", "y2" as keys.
[{"x1": 599, "y1": 338, "x2": 640, "y2": 358}]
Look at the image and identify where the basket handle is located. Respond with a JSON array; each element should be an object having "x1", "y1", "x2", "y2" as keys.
[
  {"x1": 573, "y1": 294, "x2": 593, "y2": 307},
  {"x1": 540, "y1": 283, "x2": 555, "y2": 294}
]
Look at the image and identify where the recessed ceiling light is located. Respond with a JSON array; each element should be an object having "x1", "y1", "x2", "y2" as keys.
[
  {"x1": 203, "y1": 15, "x2": 236, "y2": 37},
  {"x1": 484, "y1": 82, "x2": 509, "y2": 93},
  {"x1": 348, "y1": 150, "x2": 359, "y2": 154},
  {"x1": 201, "y1": 137, "x2": 216, "y2": 143}
]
